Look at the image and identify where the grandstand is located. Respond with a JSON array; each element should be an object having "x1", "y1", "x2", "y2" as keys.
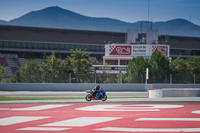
[
  {"x1": 0, "y1": 56, "x2": 42, "y2": 76},
  {"x1": 0, "y1": 25, "x2": 200, "y2": 76}
]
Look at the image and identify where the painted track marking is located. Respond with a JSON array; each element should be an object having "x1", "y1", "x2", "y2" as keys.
[
  {"x1": 12, "y1": 104, "x2": 72, "y2": 111},
  {"x1": 41, "y1": 117, "x2": 122, "y2": 127},
  {"x1": 95, "y1": 127, "x2": 200, "y2": 132},
  {"x1": 0, "y1": 104, "x2": 72, "y2": 111},
  {"x1": 136, "y1": 118, "x2": 200, "y2": 121},
  {"x1": 76, "y1": 104, "x2": 183, "y2": 111},
  {"x1": 17, "y1": 127, "x2": 70, "y2": 131},
  {"x1": 0, "y1": 103, "x2": 200, "y2": 132},
  {"x1": 192, "y1": 110, "x2": 200, "y2": 114},
  {"x1": 0, "y1": 116, "x2": 50, "y2": 126}
]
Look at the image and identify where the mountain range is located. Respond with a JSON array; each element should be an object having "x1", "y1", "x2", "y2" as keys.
[{"x1": 0, "y1": 6, "x2": 200, "y2": 37}]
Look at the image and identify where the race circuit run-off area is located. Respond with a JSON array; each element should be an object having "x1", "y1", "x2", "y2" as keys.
[{"x1": 0, "y1": 103, "x2": 200, "y2": 133}]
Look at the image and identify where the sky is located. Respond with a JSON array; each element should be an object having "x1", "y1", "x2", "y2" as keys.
[{"x1": 0, "y1": 0, "x2": 200, "y2": 25}]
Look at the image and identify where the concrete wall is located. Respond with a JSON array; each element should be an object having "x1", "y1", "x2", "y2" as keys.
[
  {"x1": 0, "y1": 83, "x2": 145, "y2": 91},
  {"x1": 149, "y1": 88, "x2": 200, "y2": 98},
  {"x1": 152, "y1": 84, "x2": 200, "y2": 89},
  {"x1": 0, "y1": 83, "x2": 200, "y2": 91}
]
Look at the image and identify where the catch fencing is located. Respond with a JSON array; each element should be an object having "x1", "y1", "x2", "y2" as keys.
[{"x1": 13, "y1": 73, "x2": 198, "y2": 84}]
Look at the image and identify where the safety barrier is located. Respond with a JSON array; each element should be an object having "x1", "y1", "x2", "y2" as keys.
[{"x1": 148, "y1": 88, "x2": 200, "y2": 98}]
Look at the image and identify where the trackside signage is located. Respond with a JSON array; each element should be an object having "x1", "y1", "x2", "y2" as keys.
[
  {"x1": 152, "y1": 45, "x2": 169, "y2": 56},
  {"x1": 108, "y1": 45, "x2": 132, "y2": 56},
  {"x1": 105, "y1": 44, "x2": 169, "y2": 57},
  {"x1": 132, "y1": 45, "x2": 149, "y2": 56}
]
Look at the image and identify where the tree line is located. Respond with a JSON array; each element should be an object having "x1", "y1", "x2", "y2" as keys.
[
  {"x1": 11, "y1": 49, "x2": 92, "y2": 83},
  {"x1": 0, "y1": 50, "x2": 200, "y2": 83},
  {"x1": 125, "y1": 52, "x2": 200, "y2": 83}
]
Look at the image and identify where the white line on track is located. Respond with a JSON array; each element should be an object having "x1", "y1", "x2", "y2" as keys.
[
  {"x1": 40, "y1": 117, "x2": 122, "y2": 127},
  {"x1": 0, "y1": 104, "x2": 73, "y2": 111},
  {"x1": 76, "y1": 104, "x2": 183, "y2": 111},
  {"x1": 192, "y1": 110, "x2": 200, "y2": 114},
  {"x1": 136, "y1": 118, "x2": 200, "y2": 121},
  {"x1": 13, "y1": 104, "x2": 72, "y2": 111},
  {"x1": 17, "y1": 127, "x2": 70, "y2": 131},
  {"x1": 95, "y1": 127, "x2": 200, "y2": 132},
  {"x1": 0, "y1": 116, "x2": 50, "y2": 126}
]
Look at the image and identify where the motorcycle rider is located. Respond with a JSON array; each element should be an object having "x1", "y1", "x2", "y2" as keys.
[
  {"x1": 92, "y1": 84, "x2": 100, "y2": 98},
  {"x1": 96, "y1": 87, "x2": 104, "y2": 100}
]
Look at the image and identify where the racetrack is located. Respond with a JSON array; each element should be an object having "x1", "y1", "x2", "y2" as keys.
[
  {"x1": 0, "y1": 103, "x2": 200, "y2": 133},
  {"x1": 1, "y1": 91, "x2": 200, "y2": 132},
  {"x1": 0, "y1": 91, "x2": 147, "y2": 98},
  {"x1": 1, "y1": 91, "x2": 200, "y2": 104}
]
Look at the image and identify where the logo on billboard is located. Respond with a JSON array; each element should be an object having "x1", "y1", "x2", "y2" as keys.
[
  {"x1": 132, "y1": 45, "x2": 147, "y2": 56},
  {"x1": 109, "y1": 45, "x2": 132, "y2": 55},
  {"x1": 152, "y1": 46, "x2": 168, "y2": 56}
]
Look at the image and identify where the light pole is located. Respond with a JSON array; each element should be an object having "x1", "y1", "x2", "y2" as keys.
[{"x1": 146, "y1": 68, "x2": 149, "y2": 84}]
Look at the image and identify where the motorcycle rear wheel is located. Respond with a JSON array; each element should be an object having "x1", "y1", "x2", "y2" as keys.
[
  {"x1": 101, "y1": 94, "x2": 107, "y2": 101},
  {"x1": 85, "y1": 94, "x2": 91, "y2": 101}
]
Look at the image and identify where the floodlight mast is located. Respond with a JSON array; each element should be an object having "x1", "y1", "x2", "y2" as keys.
[{"x1": 148, "y1": 0, "x2": 150, "y2": 22}]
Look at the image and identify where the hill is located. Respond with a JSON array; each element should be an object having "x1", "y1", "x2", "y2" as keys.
[
  {"x1": 0, "y1": 20, "x2": 8, "y2": 25},
  {"x1": 0, "y1": 6, "x2": 200, "y2": 37}
]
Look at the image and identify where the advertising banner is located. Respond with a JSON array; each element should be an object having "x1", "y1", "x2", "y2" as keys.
[
  {"x1": 132, "y1": 45, "x2": 149, "y2": 56},
  {"x1": 105, "y1": 44, "x2": 169, "y2": 57},
  {"x1": 152, "y1": 45, "x2": 169, "y2": 56},
  {"x1": 107, "y1": 44, "x2": 132, "y2": 56}
]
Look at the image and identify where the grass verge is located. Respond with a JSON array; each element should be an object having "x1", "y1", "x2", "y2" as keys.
[{"x1": 0, "y1": 96, "x2": 83, "y2": 101}]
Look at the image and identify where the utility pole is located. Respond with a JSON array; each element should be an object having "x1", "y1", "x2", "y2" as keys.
[
  {"x1": 148, "y1": 0, "x2": 150, "y2": 22},
  {"x1": 146, "y1": 68, "x2": 149, "y2": 84}
]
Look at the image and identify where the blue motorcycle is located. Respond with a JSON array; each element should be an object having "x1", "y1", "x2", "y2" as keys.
[{"x1": 85, "y1": 89, "x2": 107, "y2": 101}]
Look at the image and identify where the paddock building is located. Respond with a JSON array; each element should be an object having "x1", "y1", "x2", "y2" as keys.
[{"x1": 0, "y1": 25, "x2": 200, "y2": 76}]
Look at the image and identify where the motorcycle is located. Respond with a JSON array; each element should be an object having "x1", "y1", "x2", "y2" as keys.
[{"x1": 85, "y1": 89, "x2": 107, "y2": 101}]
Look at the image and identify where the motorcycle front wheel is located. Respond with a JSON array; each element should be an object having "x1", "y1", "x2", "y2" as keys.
[
  {"x1": 85, "y1": 94, "x2": 91, "y2": 101},
  {"x1": 101, "y1": 94, "x2": 107, "y2": 101}
]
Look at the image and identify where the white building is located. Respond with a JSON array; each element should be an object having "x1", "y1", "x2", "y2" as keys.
[{"x1": 94, "y1": 29, "x2": 170, "y2": 74}]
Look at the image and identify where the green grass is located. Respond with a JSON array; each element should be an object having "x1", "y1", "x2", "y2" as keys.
[{"x1": 0, "y1": 96, "x2": 83, "y2": 101}]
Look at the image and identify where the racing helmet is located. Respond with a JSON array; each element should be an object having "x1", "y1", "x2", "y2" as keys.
[{"x1": 96, "y1": 84, "x2": 100, "y2": 89}]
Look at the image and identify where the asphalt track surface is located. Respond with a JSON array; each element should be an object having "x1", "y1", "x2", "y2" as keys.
[
  {"x1": 0, "y1": 103, "x2": 200, "y2": 133},
  {"x1": 0, "y1": 91, "x2": 200, "y2": 104},
  {"x1": 1, "y1": 91, "x2": 200, "y2": 133},
  {"x1": 0, "y1": 91, "x2": 147, "y2": 98}
]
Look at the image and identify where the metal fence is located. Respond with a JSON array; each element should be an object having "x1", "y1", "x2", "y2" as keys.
[
  {"x1": 12, "y1": 73, "x2": 200, "y2": 84},
  {"x1": 77, "y1": 73, "x2": 200, "y2": 84}
]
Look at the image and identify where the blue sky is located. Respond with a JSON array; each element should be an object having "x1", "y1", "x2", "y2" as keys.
[{"x1": 0, "y1": 0, "x2": 200, "y2": 25}]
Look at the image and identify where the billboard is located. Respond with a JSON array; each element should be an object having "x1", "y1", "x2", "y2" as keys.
[
  {"x1": 106, "y1": 44, "x2": 132, "y2": 56},
  {"x1": 105, "y1": 44, "x2": 169, "y2": 57},
  {"x1": 132, "y1": 45, "x2": 149, "y2": 56},
  {"x1": 152, "y1": 45, "x2": 168, "y2": 56}
]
